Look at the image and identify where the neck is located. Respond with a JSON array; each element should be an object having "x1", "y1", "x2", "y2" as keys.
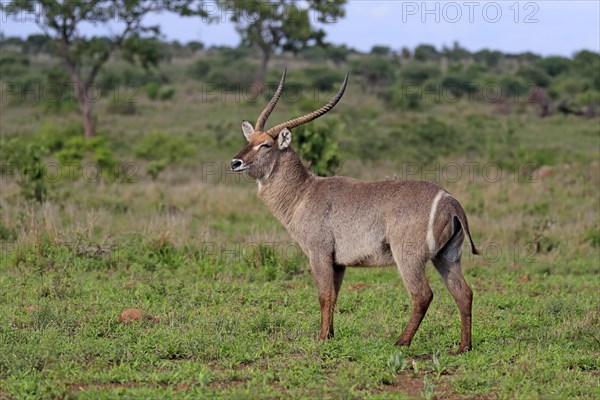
[{"x1": 258, "y1": 149, "x2": 312, "y2": 227}]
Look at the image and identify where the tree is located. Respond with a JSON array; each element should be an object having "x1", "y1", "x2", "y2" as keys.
[
  {"x1": 2, "y1": 1, "x2": 200, "y2": 138},
  {"x1": 217, "y1": 0, "x2": 346, "y2": 94},
  {"x1": 414, "y1": 44, "x2": 439, "y2": 62},
  {"x1": 370, "y1": 45, "x2": 391, "y2": 56}
]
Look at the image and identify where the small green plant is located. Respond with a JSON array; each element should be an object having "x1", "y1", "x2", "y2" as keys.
[
  {"x1": 421, "y1": 376, "x2": 436, "y2": 400},
  {"x1": 387, "y1": 351, "x2": 409, "y2": 374},
  {"x1": 412, "y1": 360, "x2": 420, "y2": 376},
  {"x1": 432, "y1": 351, "x2": 447, "y2": 380}
]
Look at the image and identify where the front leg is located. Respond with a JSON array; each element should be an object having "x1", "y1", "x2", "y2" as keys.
[{"x1": 309, "y1": 252, "x2": 335, "y2": 340}]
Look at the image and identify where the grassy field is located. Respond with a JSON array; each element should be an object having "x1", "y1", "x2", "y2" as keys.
[{"x1": 1, "y1": 56, "x2": 599, "y2": 399}]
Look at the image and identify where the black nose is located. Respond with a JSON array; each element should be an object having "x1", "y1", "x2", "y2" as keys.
[{"x1": 231, "y1": 159, "x2": 242, "y2": 170}]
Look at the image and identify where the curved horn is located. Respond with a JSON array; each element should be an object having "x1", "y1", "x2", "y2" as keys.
[
  {"x1": 267, "y1": 71, "x2": 349, "y2": 137},
  {"x1": 255, "y1": 68, "x2": 287, "y2": 131}
]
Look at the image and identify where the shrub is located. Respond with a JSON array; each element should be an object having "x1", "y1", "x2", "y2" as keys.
[
  {"x1": 517, "y1": 66, "x2": 551, "y2": 88},
  {"x1": 158, "y1": 87, "x2": 176, "y2": 101},
  {"x1": 205, "y1": 61, "x2": 256, "y2": 90},
  {"x1": 188, "y1": 59, "x2": 212, "y2": 80},
  {"x1": 144, "y1": 82, "x2": 161, "y2": 100},
  {"x1": 302, "y1": 67, "x2": 341, "y2": 92},
  {"x1": 351, "y1": 57, "x2": 397, "y2": 91},
  {"x1": 441, "y1": 74, "x2": 479, "y2": 98},
  {"x1": 400, "y1": 64, "x2": 440, "y2": 85},
  {"x1": 133, "y1": 132, "x2": 195, "y2": 163},
  {"x1": 295, "y1": 119, "x2": 342, "y2": 177},
  {"x1": 389, "y1": 117, "x2": 459, "y2": 163},
  {"x1": 535, "y1": 56, "x2": 571, "y2": 77},
  {"x1": 0, "y1": 137, "x2": 48, "y2": 202}
]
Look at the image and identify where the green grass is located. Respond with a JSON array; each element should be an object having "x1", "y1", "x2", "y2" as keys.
[
  {"x1": 1, "y1": 55, "x2": 599, "y2": 399},
  {"x1": 0, "y1": 238, "x2": 598, "y2": 399}
]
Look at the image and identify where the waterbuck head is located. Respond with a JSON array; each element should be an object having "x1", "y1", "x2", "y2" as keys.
[{"x1": 231, "y1": 68, "x2": 348, "y2": 180}]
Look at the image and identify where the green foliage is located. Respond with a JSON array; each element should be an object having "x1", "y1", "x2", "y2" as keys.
[
  {"x1": 158, "y1": 87, "x2": 176, "y2": 101},
  {"x1": 441, "y1": 74, "x2": 479, "y2": 97},
  {"x1": 42, "y1": 66, "x2": 79, "y2": 113},
  {"x1": 389, "y1": 117, "x2": 459, "y2": 163},
  {"x1": 431, "y1": 351, "x2": 446, "y2": 380},
  {"x1": 0, "y1": 52, "x2": 30, "y2": 78},
  {"x1": 143, "y1": 83, "x2": 175, "y2": 101},
  {"x1": 517, "y1": 66, "x2": 551, "y2": 88},
  {"x1": 370, "y1": 45, "x2": 391, "y2": 56},
  {"x1": 146, "y1": 159, "x2": 169, "y2": 180},
  {"x1": 188, "y1": 59, "x2": 212, "y2": 80},
  {"x1": 351, "y1": 57, "x2": 397, "y2": 90},
  {"x1": 535, "y1": 56, "x2": 572, "y2": 77},
  {"x1": 0, "y1": 137, "x2": 48, "y2": 202},
  {"x1": 302, "y1": 67, "x2": 342, "y2": 91},
  {"x1": 133, "y1": 132, "x2": 196, "y2": 179},
  {"x1": 30, "y1": 121, "x2": 119, "y2": 182},
  {"x1": 400, "y1": 64, "x2": 441, "y2": 84},
  {"x1": 414, "y1": 44, "x2": 439, "y2": 61},
  {"x1": 144, "y1": 82, "x2": 161, "y2": 100},
  {"x1": 421, "y1": 376, "x2": 436, "y2": 400},
  {"x1": 134, "y1": 132, "x2": 195, "y2": 163},
  {"x1": 295, "y1": 120, "x2": 342, "y2": 176},
  {"x1": 205, "y1": 60, "x2": 256, "y2": 90},
  {"x1": 386, "y1": 351, "x2": 408, "y2": 374}
]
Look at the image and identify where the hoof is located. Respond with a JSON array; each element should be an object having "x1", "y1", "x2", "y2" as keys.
[{"x1": 450, "y1": 346, "x2": 472, "y2": 355}]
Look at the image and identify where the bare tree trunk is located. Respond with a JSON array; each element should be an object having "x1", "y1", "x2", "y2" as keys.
[
  {"x1": 72, "y1": 72, "x2": 96, "y2": 138},
  {"x1": 252, "y1": 49, "x2": 270, "y2": 98},
  {"x1": 82, "y1": 98, "x2": 95, "y2": 138}
]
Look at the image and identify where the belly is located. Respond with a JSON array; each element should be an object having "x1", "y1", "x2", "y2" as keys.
[{"x1": 334, "y1": 237, "x2": 395, "y2": 267}]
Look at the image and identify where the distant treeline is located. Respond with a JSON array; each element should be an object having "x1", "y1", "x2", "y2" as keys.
[{"x1": 1, "y1": 34, "x2": 599, "y2": 118}]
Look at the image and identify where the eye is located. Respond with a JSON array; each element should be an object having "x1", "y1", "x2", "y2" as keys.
[{"x1": 259, "y1": 142, "x2": 272, "y2": 149}]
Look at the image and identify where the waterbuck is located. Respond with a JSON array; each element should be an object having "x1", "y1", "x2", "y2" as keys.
[{"x1": 230, "y1": 69, "x2": 479, "y2": 354}]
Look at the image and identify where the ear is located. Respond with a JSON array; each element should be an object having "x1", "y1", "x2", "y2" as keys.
[
  {"x1": 241, "y1": 120, "x2": 254, "y2": 141},
  {"x1": 278, "y1": 128, "x2": 292, "y2": 150}
]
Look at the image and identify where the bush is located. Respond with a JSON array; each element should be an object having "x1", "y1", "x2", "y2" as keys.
[
  {"x1": 351, "y1": 57, "x2": 397, "y2": 91},
  {"x1": 97, "y1": 65, "x2": 165, "y2": 93},
  {"x1": 158, "y1": 87, "x2": 176, "y2": 101},
  {"x1": 133, "y1": 132, "x2": 196, "y2": 179},
  {"x1": 379, "y1": 86, "x2": 422, "y2": 110},
  {"x1": 188, "y1": 59, "x2": 212, "y2": 80},
  {"x1": 205, "y1": 61, "x2": 256, "y2": 90},
  {"x1": 400, "y1": 65, "x2": 440, "y2": 85},
  {"x1": 0, "y1": 137, "x2": 48, "y2": 202},
  {"x1": 517, "y1": 66, "x2": 551, "y2": 88},
  {"x1": 295, "y1": 119, "x2": 342, "y2": 177},
  {"x1": 134, "y1": 132, "x2": 195, "y2": 161},
  {"x1": 302, "y1": 67, "x2": 341, "y2": 92},
  {"x1": 441, "y1": 74, "x2": 479, "y2": 98},
  {"x1": 389, "y1": 117, "x2": 459, "y2": 163},
  {"x1": 0, "y1": 53, "x2": 30, "y2": 78},
  {"x1": 144, "y1": 82, "x2": 161, "y2": 100},
  {"x1": 535, "y1": 56, "x2": 571, "y2": 77}
]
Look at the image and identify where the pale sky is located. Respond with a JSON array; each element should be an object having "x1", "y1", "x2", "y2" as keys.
[{"x1": 1, "y1": 1, "x2": 599, "y2": 56}]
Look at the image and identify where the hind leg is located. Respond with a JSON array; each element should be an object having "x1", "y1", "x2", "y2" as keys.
[
  {"x1": 393, "y1": 251, "x2": 433, "y2": 347},
  {"x1": 432, "y1": 255, "x2": 473, "y2": 354},
  {"x1": 328, "y1": 264, "x2": 346, "y2": 337}
]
